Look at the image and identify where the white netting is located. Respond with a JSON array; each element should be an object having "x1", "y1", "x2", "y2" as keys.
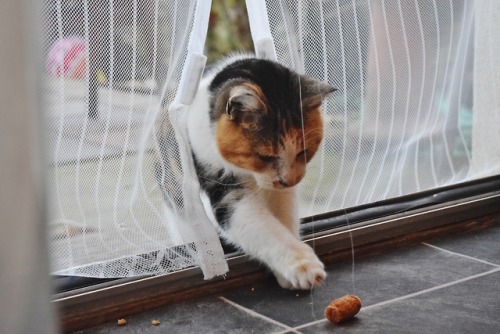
[
  {"x1": 44, "y1": 0, "x2": 227, "y2": 278},
  {"x1": 247, "y1": 0, "x2": 500, "y2": 217},
  {"x1": 44, "y1": 0, "x2": 499, "y2": 279}
]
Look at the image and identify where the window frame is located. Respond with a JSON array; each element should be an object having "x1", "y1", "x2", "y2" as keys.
[{"x1": 54, "y1": 181, "x2": 500, "y2": 333}]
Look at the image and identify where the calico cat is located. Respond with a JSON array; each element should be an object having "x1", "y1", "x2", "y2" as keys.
[{"x1": 160, "y1": 54, "x2": 335, "y2": 289}]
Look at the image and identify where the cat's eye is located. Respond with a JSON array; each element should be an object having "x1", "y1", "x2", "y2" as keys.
[
  {"x1": 257, "y1": 153, "x2": 278, "y2": 163},
  {"x1": 296, "y1": 149, "x2": 308, "y2": 159}
]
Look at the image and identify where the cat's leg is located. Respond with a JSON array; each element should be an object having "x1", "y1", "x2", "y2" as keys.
[
  {"x1": 264, "y1": 188, "x2": 319, "y2": 288},
  {"x1": 265, "y1": 188, "x2": 300, "y2": 238},
  {"x1": 226, "y1": 193, "x2": 326, "y2": 290}
]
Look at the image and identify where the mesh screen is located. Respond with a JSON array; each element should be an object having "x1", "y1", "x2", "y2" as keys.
[
  {"x1": 256, "y1": 0, "x2": 499, "y2": 217},
  {"x1": 44, "y1": 0, "x2": 227, "y2": 278},
  {"x1": 43, "y1": 0, "x2": 499, "y2": 278}
]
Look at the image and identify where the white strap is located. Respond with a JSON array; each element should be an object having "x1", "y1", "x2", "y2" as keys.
[
  {"x1": 170, "y1": 0, "x2": 229, "y2": 279},
  {"x1": 245, "y1": 0, "x2": 277, "y2": 60},
  {"x1": 174, "y1": 0, "x2": 212, "y2": 105}
]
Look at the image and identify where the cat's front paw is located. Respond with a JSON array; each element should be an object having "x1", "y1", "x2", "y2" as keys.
[{"x1": 274, "y1": 246, "x2": 326, "y2": 290}]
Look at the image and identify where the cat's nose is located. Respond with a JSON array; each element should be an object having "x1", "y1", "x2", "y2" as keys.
[
  {"x1": 273, "y1": 179, "x2": 289, "y2": 189},
  {"x1": 273, "y1": 178, "x2": 298, "y2": 189}
]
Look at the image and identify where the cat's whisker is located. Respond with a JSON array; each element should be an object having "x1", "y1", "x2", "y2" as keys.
[
  {"x1": 197, "y1": 175, "x2": 254, "y2": 187},
  {"x1": 301, "y1": 131, "x2": 322, "y2": 139},
  {"x1": 302, "y1": 128, "x2": 322, "y2": 135},
  {"x1": 245, "y1": 187, "x2": 265, "y2": 198}
]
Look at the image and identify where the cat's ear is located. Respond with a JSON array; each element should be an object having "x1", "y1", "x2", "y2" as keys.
[
  {"x1": 299, "y1": 75, "x2": 336, "y2": 110},
  {"x1": 226, "y1": 85, "x2": 267, "y2": 129}
]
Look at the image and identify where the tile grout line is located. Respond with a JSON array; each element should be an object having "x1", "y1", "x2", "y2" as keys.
[
  {"x1": 289, "y1": 267, "x2": 500, "y2": 331},
  {"x1": 362, "y1": 267, "x2": 500, "y2": 311},
  {"x1": 290, "y1": 318, "x2": 328, "y2": 331},
  {"x1": 217, "y1": 296, "x2": 303, "y2": 334},
  {"x1": 421, "y1": 242, "x2": 500, "y2": 268},
  {"x1": 223, "y1": 241, "x2": 500, "y2": 333}
]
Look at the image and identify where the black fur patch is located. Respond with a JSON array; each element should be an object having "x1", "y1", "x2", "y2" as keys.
[
  {"x1": 209, "y1": 58, "x2": 305, "y2": 141},
  {"x1": 193, "y1": 155, "x2": 245, "y2": 229}
]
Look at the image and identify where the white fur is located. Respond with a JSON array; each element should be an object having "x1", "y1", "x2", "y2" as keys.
[
  {"x1": 228, "y1": 191, "x2": 325, "y2": 290},
  {"x1": 187, "y1": 58, "x2": 326, "y2": 290}
]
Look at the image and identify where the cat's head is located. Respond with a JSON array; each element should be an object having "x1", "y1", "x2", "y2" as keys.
[{"x1": 210, "y1": 58, "x2": 336, "y2": 190}]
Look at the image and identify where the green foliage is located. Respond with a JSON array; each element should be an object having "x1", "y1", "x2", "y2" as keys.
[{"x1": 206, "y1": 0, "x2": 253, "y2": 64}]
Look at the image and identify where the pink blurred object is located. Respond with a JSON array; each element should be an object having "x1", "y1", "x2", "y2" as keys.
[{"x1": 46, "y1": 36, "x2": 87, "y2": 79}]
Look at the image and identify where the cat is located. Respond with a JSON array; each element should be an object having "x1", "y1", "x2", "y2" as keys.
[{"x1": 158, "y1": 54, "x2": 335, "y2": 289}]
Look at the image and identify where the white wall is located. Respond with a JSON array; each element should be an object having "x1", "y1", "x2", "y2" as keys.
[
  {"x1": 472, "y1": 0, "x2": 500, "y2": 177},
  {"x1": 0, "y1": 1, "x2": 58, "y2": 333}
]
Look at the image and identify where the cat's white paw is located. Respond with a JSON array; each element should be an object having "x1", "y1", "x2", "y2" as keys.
[{"x1": 273, "y1": 246, "x2": 326, "y2": 290}]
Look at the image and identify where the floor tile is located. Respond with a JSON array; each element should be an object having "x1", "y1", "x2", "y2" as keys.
[
  {"x1": 425, "y1": 223, "x2": 500, "y2": 265},
  {"x1": 77, "y1": 296, "x2": 286, "y2": 334},
  {"x1": 222, "y1": 243, "x2": 495, "y2": 327},
  {"x1": 300, "y1": 270, "x2": 500, "y2": 333}
]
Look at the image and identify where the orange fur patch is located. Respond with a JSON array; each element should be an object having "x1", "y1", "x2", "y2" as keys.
[
  {"x1": 216, "y1": 115, "x2": 267, "y2": 172},
  {"x1": 215, "y1": 105, "x2": 323, "y2": 178},
  {"x1": 303, "y1": 108, "x2": 324, "y2": 160}
]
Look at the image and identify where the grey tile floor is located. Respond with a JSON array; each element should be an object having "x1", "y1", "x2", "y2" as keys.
[{"x1": 75, "y1": 223, "x2": 500, "y2": 334}]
